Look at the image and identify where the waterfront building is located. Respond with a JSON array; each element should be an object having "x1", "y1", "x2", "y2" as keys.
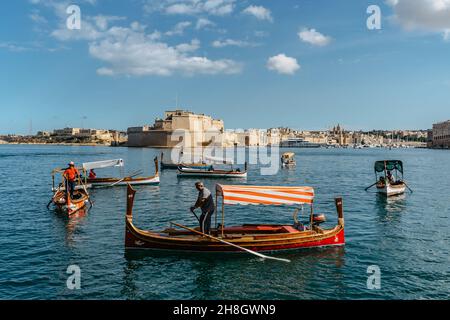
[
  {"x1": 37, "y1": 131, "x2": 51, "y2": 137},
  {"x1": 127, "y1": 110, "x2": 224, "y2": 148},
  {"x1": 53, "y1": 127, "x2": 81, "y2": 137},
  {"x1": 432, "y1": 120, "x2": 450, "y2": 149}
]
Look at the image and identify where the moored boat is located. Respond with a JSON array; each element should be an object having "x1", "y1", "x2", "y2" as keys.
[
  {"x1": 160, "y1": 152, "x2": 209, "y2": 170},
  {"x1": 281, "y1": 152, "x2": 296, "y2": 167},
  {"x1": 125, "y1": 184, "x2": 345, "y2": 254},
  {"x1": 84, "y1": 157, "x2": 160, "y2": 187},
  {"x1": 177, "y1": 163, "x2": 247, "y2": 178}
]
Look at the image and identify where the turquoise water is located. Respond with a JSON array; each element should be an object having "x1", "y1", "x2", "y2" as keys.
[{"x1": 0, "y1": 145, "x2": 449, "y2": 299}]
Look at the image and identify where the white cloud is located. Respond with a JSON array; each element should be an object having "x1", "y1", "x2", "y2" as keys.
[
  {"x1": 298, "y1": 28, "x2": 331, "y2": 46},
  {"x1": 86, "y1": 25, "x2": 242, "y2": 76},
  {"x1": 266, "y1": 54, "x2": 300, "y2": 75},
  {"x1": 93, "y1": 15, "x2": 126, "y2": 31},
  {"x1": 176, "y1": 39, "x2": 200, "y2": 52},
  {"x1": 151, "y1": 0, "x2": 235, "y2": 16},
  {"x1": 29, "y1": 11, "x2": 48, "y2": 24},
  {"x1": 33, "y1": 0, "x2": 242, "y2": 76},
  {"x1": 211, "y1": 39, "x2": 256, "y2": 48},
  {"x1": 242, "y1": 5, "x2": 273, "y2": 22},
  {"x1": 196, "y1": 17, "x2": 215, "y2": 29},
  {"x1": 165, "y1": 21, "x2": 192, "y2": 36},
  {"x1": 388, "y1": 0, "x2": 450, "y2": 39}
]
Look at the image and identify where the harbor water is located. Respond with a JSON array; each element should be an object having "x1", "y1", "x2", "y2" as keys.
[{"x1": 0, "y1": 145, "x2": 448, "y2": 299}]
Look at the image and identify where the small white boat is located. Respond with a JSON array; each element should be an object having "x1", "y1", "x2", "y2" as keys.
[
  {"x1": 281, "y1": 152, "x2": 296, "y2": 167},
  {"x1": 376, "y1": 181, "x2": 406, "y2": 196},
  {"x1": 84, "y1": 157, "x2": 160, "y2": 188},
  {"x1": 372, "y1": 160, "x2": 409, "y2": 197}
]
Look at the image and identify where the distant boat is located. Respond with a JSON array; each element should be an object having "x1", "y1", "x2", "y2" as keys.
[
  {"x1": 160, "y1": 152, "x2": 210, "y2": 170},
  {"x1": 280, "y1": 138, "x2": 321, "y2": 148},
  {"x1": 365, "y1": 160, "x2": 411, "y2": 196},
  {"x1": 177, "y1": 159, "x2": 247, "y2": 178},
  {"x1": 281, "y1": 152, "x2": 296, "y2": 167},
  {"x1": 84, "y1": 158, "x2": 159, "y2": 187}
]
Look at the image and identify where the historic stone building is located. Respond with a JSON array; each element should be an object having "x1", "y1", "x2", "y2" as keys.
[
  {"x1": 127, "y1": 110, "x2": 224, "y2": 148},
  {"x1": 432, "y1": 120, "x2": 450, "y2": 149}
]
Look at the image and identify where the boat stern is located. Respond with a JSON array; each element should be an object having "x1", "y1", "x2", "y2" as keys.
[{"x1": 334, "y1": 197, "x2": 345, "y2": 244}]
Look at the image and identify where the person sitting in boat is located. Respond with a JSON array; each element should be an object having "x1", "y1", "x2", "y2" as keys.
[
  {"x1": 387, "y1": 171, "x2": 394, "y2": 184},
  {"x1": 63, "y1": 161, "x2": 79, "y2": 199},
  {"x1": 88, "y1": 169, "x2": 97, "y2": 179},
  {"x1": 190, "y1": 182, "x2": 215, "y2": 235}
]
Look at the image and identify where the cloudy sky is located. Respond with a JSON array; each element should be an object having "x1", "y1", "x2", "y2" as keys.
[{"x1": 1, "y1": 0, "x2": 450, "y2": 134}]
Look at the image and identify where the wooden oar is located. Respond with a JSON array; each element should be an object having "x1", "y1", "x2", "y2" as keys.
[
  {"x1": 79, "y1": 179, "x2": 94, "y2": 207},
  {"x1": 189, "y1": 209, "x2": 200, "y2": 222},
  {"x1": 365, "y1": 182, "x2": 377, "y2": 191},
  {"x1": 403, "y1": 181, "x2": 413, "y2": 193},
  {"x1": 95, "y1": 170, "x2": 142, "y2": 189},
  {"x1": 109, "y1": 170, "x2": 143, "y2": 187},
  {"x1": 170, "y1": 221, "x2": 291, "y2": 263}
]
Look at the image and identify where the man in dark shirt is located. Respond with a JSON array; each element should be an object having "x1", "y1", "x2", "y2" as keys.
[{"x1": 190, "y1": 181, "x2": 215, "y2": 235}]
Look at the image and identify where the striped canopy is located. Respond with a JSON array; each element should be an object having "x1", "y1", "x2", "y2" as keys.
[{"x1": 216, "y1": 185, "x2": 314, "y2": 206}]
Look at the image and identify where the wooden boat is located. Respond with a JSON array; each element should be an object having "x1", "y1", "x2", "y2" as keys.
[
  {"x1": 125, "y1": 184, "x2": 345, "y2": 253},
  {"x1": 49, "y1": 172, "x2": 90, "y2": 215},
  {"x1": 52, "y1": 188, "x2": 90, "y2": 215},
  {"x1": 373, "y1": 160, "x2": 407, "y2": 196},
  {"x1": 160, "y1": 152, "x2": 209, "y2": 170},
  {"x1": 281, "y1": 152, "x2": 296, "y2": 167},
  {"x1": 84, "y1": 157, "x2": 160, "y2": 187},
  {"x1": 177, "y1": 163, "x2": 247, "y2": 178}
]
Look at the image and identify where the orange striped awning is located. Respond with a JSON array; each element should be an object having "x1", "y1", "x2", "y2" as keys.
[{"x1": 216, "y1": 185, "x2": 314, "y2": 206}]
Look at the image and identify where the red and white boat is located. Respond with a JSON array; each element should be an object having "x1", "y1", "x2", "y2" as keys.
[{"x1": 125, "y1": 184, "x2": 345, "y2": 254}]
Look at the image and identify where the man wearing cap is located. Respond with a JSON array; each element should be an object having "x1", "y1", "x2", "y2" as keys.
[
  {"x1": 190, "y1": 182, "x2": 215, "y2": 235},
  {"x1": 64, "y1": 161, "x2": 79, "y2": 199}
]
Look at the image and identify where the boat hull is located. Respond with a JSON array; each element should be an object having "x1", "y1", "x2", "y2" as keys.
[
  {"x1": 52, "y1": 190, "x2": 89, "y2": 215},
  {"x1": 125, "y1": 219, "x2": 344, "y2": 253},
  {"x1": 177, "y1": 168, "x2": 247, "y2": 178},
  {"x1": 87, "y1": 175, "x2": 159, "y2": 187},
  {"x1": 376, "y1": 182, "x2": 406, "y2": 196},
  {"x1": 161, "y1": 162, "x2": 209, "y2": 170}
]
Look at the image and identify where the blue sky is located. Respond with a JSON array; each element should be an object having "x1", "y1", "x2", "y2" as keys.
[{"x1": 1, "y1": 0, "x2": 450, "y2": 134}]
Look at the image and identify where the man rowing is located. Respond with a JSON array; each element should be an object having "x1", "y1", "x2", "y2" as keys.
[
  {"x1": 190, "y1": 182, "x2": 215, "y2": 235},
  {"x1": 64, "y1": 161, "x2": 79, "y2": 199}
]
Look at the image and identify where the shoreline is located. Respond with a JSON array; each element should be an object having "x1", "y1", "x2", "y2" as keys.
[{"x1": 0, "y1": 142, "x2": 115, "y2": 147}]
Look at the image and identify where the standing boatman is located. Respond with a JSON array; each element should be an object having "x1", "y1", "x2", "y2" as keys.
[
  {"x1": 64, "y1": 161, "x2": 79, "y2": 199},
  {"x1": 190, "y1": 182, "x2": 215, "y2": 235}
]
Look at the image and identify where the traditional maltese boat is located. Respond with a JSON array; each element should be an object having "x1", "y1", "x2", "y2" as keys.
[
  {"x1": 125, "y1": 184, "x2": 345, "y2": 256},
  {"x1": 84, "y1": 157, "x2": 160, "y2": 187},
  {"x1": 51, "y1": 188, "x2": 90, "y2": 215},
  {"x1": 177, "y1": 165, "x2": 247, "y2": 178},
  {"x1": 160, "y1": 152, "x2": 209, "y2": 170},
  {"x1": 281, "y1": 152, "x2": 296, "y2": 167},
  {"x1": 368, "y1": 160, "x2": 409, "y2": 196},
  {"x1": 49, "y1": 171, "x2": 91, "y2": 215},
  {"x1": 177, "y1": 157, "x2": 247, "y2": 178}
]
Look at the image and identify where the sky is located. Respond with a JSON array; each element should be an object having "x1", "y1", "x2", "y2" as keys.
[{"x1": 1, "y1": 0, "x2": 450, "y2": 134}]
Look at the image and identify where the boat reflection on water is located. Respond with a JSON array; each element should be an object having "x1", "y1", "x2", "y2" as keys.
[
  {"x1": 53, "y1": 208, "x2": 89, "y2": 246},
  {"x1": 122, "y1": 246, "x2": 346, "y2": 299},
  {"x1": 375, "y1": 192, "x2": 407, "y2": 223}
]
